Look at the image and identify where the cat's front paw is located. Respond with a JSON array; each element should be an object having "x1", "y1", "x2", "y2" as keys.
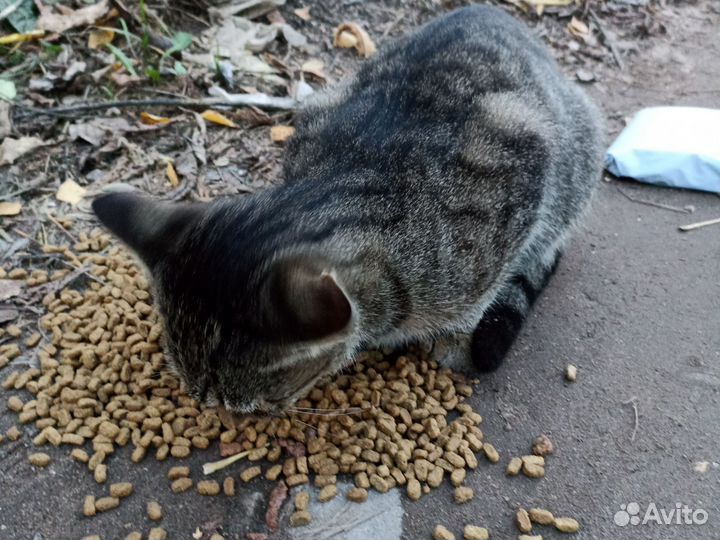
[{"x1": 432, "y1": 333, "x2": 472, "y2": 371}]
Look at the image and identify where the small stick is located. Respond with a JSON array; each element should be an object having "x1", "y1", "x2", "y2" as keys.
[
  {"x1": 202, "y1": 449, "x2": 252, "y2": 475},
  {"x1": 46, "y1": 213, "x2": 79, "y2": 244},
  {"x1": 679, "y1": 216, "x2": 720, "y2": 232},
  {"x1": 588, "y1": 9, "x2": 624, "y2": 70},
  {"x1": 622, "y1": 396, "x2": 639, "y2": 442},
  {"x1": 615, "y1": 186, "x2": 691, "y2": 214}
]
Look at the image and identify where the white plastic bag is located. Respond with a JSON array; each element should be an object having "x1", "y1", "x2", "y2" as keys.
[{"x1": 605, "y1": 107, "x2": 720, "y2": 193}]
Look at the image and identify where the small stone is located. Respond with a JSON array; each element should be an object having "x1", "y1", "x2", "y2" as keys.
[
  {"x1": 565, "y1": 364, "x2": 577, "y2": 382},
  {"x1": 463, "y1": 525, "x2": 489, "y2": 540},
  {"x1": 433, "y1": 524, "x2": 455, "y2": 540},
  {"x1": 532, "y1": 435, "x2": 553, "y2": 456},
  {"x1": 516, "y1": 508, "x2": 532, "y2": 533},
  {"x1": 454, "y1": 486, "x2": 473, "y2": 504},
  {"x1": 290, "y1": 510, "x2": 311, "y2": 527},
  {"x1": 554, "y1": 517, "x2": 580, "y2": 533}
]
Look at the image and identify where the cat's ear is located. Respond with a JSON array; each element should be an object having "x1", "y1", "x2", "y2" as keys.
[
  {"x1": 92, "y1": 192, "x2": 203, "y2": 268},
  {"x1": 267, "y1": 259, "x2": 353, "y2": 342}
]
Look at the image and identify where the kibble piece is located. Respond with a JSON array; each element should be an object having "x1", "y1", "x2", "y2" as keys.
[
  {"x1": 168, "y1": 466, "x2": 189, "y2": 480},
  {"x1": 454, "y1": 486, "x2": 473, "y2": 504},
  {"x1": 516, "y1": 508, "x2": 532, "y2": 533},
  {"x1": 554, "y1": 517, "x2": 580, "y2": 533},
  {"x1": 266, "y1": 464, "x2": 282, "y2": 481},
  {"x1": 240, "y1": 466, "x2": 262, "y2": 482},
  {"x1": 147, "y1": 501, "x2": 163, "y2": 521},
  {"x1": 71, "y1": 449, "x2": 89, "y2": 463},
  {"x1": 148, "y1": 528, "x2": 167, "y2": 540},
  {"x1": 7, "y1": 426, "x2": 22, "y2": 441},
  {"x1": 290, "y1": 510, "x2": 311, "y2": 527},
  {"x1": 522, "y1": 461, "x2": 545, "y2": 479},
  {"x1": 110, "y1": 482, "x2": 133, "y2": 498},
  {"x1": 286, "y1": 473, "x2": 309, "y2": 487},
  {"x1": 83, "y1": 495, "x2": 96, "y2": 517},
  {"x1": 529, "y1": 508, "x2": 554, "y2": 525},
  {"x1": 450, "y1": 468, "x2": 466, "y2": 487},
  {"x1": 406, "y1": 478, "x2": 421, "y2": 501},
  {"x1": 223, "y1": 476, "x2": 235, "y2": 496},
  {"x1": 7, "y1": 396, "x2": 23, "y2": 412},
  {"x1": 197, "y1": 480, "x2": 221, "y2": 496},
  {"x1": 565, "y1": 364, "x2": 577, "y2": 382},
  {"x1": 433, "y1": 525, "x2": 455, "y2": 540},
  {"x1": 463, "y1": 525, "x2": 489, "y2": 540},
  {"x1": 295, "y1": 491, "x2": 310, "y2": 511},
  {"x1": 318, "y1": 484, "x2": 337, "y2": 502},
  {"x1": 94, "y1": 463, "x2": 107, "y2": 484},
  {"x1": 518, "y1": 536, "x2": 543, "y2": 540},
  {"x1": 482, "y1": 443, "x2": 499, "y2": 463},
  {"x1": 532, "y1": 435, "x2": 553, "y2": 456},
  {"x1": 80, "y1": 536, "x2": 100, "y2": 540},
  {"x1": 95, "y1": 497, "x2": 120, "y2": 512},
  {"x1": 125, "y1": 532, "x2": 142, "y2": 540},
  {"x1": 347, "y1": 487, "x2": 368, "y2": 502},
  {"x1": 506, "y1": 457, "x2": 522, "y2": 476},
  {"x1": 171, "y1": 477, "x2": 193, "y2": 493},
  {"x1": 29, "y1": 452, "x2": 51, "y2": 467}
]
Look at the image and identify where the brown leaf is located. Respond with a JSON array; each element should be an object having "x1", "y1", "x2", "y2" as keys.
[
  {"x1": 333, "y1": 22, "x2": 376, "y2": 57},
  {"x1": 88, "y1": 28, "x2": 115, "y2": 49},
  {"x1": 56, "y1": 179, "x2": 87, "y2": 205},
  {"x1": 0, "y1": 202, "x2": 22, "y2": 216},
  {"x1": 38, "y1": 0, "x2": 110, "y2": 34},
  {"x1": 201, "y1": 110, "x2": 238, "y2": 128},
  {"x1": 0, "y1": 279, "x2": 23, "y2": 301},
  {"x1": 293, "y1": 6, "x2": 311, "y2": 21},
  {"x1": 270, "y1": 125, "x2": 295, "y2": 144},
  {"x1": 0, "y1": 136, "x2": 44, "y2": 165},
  {"x1": 166, "y1": 162, "x2": 179, "y2": 187},
  {"x1": 139, "y1": 112, "x2": 171, "y2": 125}
]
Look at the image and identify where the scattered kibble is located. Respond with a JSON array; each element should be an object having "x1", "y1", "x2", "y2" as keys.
[
  {"x1": 147, "y1": 501, "x2": 163, "y2": 521},
  {"x1": 521, "y1": 455, "x2": 545, "y2": 479},
  {"x1": 516, "y1": 508, "x2": 532, "y2": 533},
  {"x1": 290, "y1": 510, "x2": 312, "y2": 526},
  {"x1": 28, "y1": 452, "x2": 51, "y2": 467},
  {"x1": 463, "y1": 525, "x2": 489, "y2": 540},
  {"x1": 554, "y1": 517, "x2": 580, "y2": 533},
  {"x1": 223, "y1": 476, "x2": 235, "y2": 496},
  {"x1": 83, "y1": 495, "x2": 96, "y2": 517},
  {"x1": 532, "y1": 435, "x2": 553, "y2": 456},
  {"x1": 318, "y1": 484, "x2": 337, "y2": 502},
  {"x1": 171, "y1": 477, "x2": 193, "y2": 493},
  {"x1": 168, "y1": 466, "x2": 190, "y2": 480},
  {"x1": 240, "y1": 466, "x2": 262, "y2": 483},
  {"x1": 125, "y1": 532, "x2": 142, "y2": 540},
  {"x1": 148, "y1": 527, "x2": 167, "y2": 540},
  {"x1": 454, "y1": 486, "x2": 473, "y2": 504},
  {"x1": 295, "y1": 491, "x2": 310, "y2": 511},
  {"x1": 109, "y1": 482, "x2": 133, "y2": 498},
  {"x1": 483, "y1": 443, "x2": 499, "y2": 463},
  {"x1": 94, "y1": 496, "x2": 119, "y2": 512},
  {"x1": 6, "y1": 426, "x2": 22, "y2": 441},
  {"x1": 433, "y1": 524, "x2": 455, "y2": 540},
  {"x1": 529, "y1": 508, "x2": 554, "y2": 525},
  {"x1": 506, "y1": 457, "x2": 523, "y2": 476},
  {"x1": 347, "y1": 487, "x2": 368, "y2": 502},
  {"x1": 197, "y1": 480, "x2": 221, "y2": 496}
]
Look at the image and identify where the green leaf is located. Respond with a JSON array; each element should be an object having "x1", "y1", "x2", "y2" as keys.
[
  {"x1": 172, "y1": 61, "x2": 187, "y2": 76},
  {"x1": 0, "y1": 0, "x2": 37, "y2": 33},
  {"x1": 0, "y1": 79, "x2": 17, "y2": 100},
  {"x1": 169, "y1": 32, "x2": 193, "y2": 53},
  {"x1": 105, "y1": 43, "x2": 138, "y2": 77},
  {"x1": 145, "y1": 66, "x2": 161, "y2": 82}
]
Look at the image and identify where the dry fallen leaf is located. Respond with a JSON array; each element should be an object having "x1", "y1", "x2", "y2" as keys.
[
  {"x1": 0, "y1": 202, "x2": 22, "y2": 216},
  {"x1": 301, "y1": 59, "x2": 326, "y2": 80},
  {"x1": 140, "y1": 112, "x2": 171, "y2": 125},
  {"x1": 270, "y1": 125, "x2": 295, "y2": 143},
  {"x1": 293, "y1": 6, "x2": 311, "y2": 21},
  {"x1": 0, "y1": 136, "x2": 44, "y2": 165},
  {"x1": 201, "y1": 110, "x2": 238, "y2": 128},
  {"x1": 166, "y1": 161, "x2": 179, "y2": 187},
  {"x1": 37, "y1": 0, "x2": 110, "y2": 34},
  {"x1": 333, "y1": 22, "x2": 376, "y2": 57},
  {"x1": 0, "y1": 279, "x2": 23, "y2": 301},
  {"x1": 568, "y1": 17, "x2": 590, "y2": 37},
  {"x1": 56, "y1": 179, "x2": 87, "y2": 205},
  {"x1": 88, "y1": 28, "x2": 115, "y2": 49}
]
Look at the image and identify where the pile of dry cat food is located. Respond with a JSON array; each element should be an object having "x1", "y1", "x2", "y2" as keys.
[{"x1": 1, "y1": 229, "x2": 520, "y2": 535}]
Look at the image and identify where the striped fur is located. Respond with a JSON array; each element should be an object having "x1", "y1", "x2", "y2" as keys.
[{"x1": 93, "y1": 6, "x2": 605, "y2": 413}]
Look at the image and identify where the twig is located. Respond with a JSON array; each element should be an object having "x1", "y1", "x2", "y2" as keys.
[
  {"x1": 615, "y1": 186, "x2": 691, "y2": 214},
  {"x1": 46, "y1": 214, "x2": 79, "y2": 244},
  {"x1": 588, "y1": 8, "x2": 624, "y2": 70},
  {"x1": 678, "y1": 216, "x2": 720, "y2": 232},
  {"x1": 17, "y1": 91, "x2": 296, "y2": 119},
  {"x1": 622, "y1": 396, "x2": 639, "y2": 442}
]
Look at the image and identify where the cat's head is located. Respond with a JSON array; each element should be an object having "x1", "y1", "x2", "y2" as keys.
[{"x1": 92, "y1": 192, "x2": 355, "y2": 413}]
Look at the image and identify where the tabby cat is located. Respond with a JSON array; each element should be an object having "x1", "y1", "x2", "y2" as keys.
[{"x1": 93, "y1": 5, "x2": 605, "y2": 413}]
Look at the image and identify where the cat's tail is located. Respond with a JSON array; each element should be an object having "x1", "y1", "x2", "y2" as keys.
[{"x1": 471, "y1": 231, "x2": 563, "y2": 372}]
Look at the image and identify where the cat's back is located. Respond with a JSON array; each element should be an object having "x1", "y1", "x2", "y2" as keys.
[{"x1": 284, "y1": 5, "x2": 599, "y2": 185}]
